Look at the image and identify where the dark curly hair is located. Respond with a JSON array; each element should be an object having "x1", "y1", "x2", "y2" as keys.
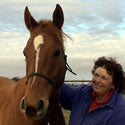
[{"x1": 91, "y1": 56, "x2": 125, "y2": 93}]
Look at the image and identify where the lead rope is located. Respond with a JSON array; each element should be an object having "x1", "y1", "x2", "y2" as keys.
[{"x1": 65, "y1": 55, "x2": 77, "y2": 75}]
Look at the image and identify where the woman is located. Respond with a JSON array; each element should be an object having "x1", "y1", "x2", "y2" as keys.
[{"x1": 60, "y1": 56, "x2": 125, "y2": 125}]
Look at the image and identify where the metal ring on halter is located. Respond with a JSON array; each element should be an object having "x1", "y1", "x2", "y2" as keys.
[{"x1": 26, "y1": 73, "x2": 56, "y2": 85}]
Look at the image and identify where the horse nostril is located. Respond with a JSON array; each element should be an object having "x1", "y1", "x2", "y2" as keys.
[
  {"x1": 38, "y1": 100, "x2": 44, "y2": 111},
  {"x1": 21, "y1": 99, "x2": 25, "y2": 110}
]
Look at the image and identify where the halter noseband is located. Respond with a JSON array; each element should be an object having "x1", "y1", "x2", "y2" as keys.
[
  {"x1": 25, "y1": 55, "x2": 76, "y2": 86},
  {"x1": 26, "y1": 73, "x2": 56, "y2": 85}
]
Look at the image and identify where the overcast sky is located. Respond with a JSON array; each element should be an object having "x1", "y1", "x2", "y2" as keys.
[{"x1": 0, "y1": 0, "x2": 125, "y2": 81}]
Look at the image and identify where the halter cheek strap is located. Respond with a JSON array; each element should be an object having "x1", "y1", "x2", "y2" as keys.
[{"x1": 25, "y1": 55, "x2": 76, "y2": 86}]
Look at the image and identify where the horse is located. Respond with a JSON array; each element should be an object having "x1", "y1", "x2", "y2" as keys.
[{"x1": 0, "y1": 4, "x2": 67, "y2": 125}]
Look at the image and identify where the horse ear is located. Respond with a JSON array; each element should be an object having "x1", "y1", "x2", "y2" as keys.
[
  {"x1": 53, "y1": 4, "x2": 64, "y2": 29},
  {"x1": 24, "y1": 6, "x2": 38, "y2": 31}
]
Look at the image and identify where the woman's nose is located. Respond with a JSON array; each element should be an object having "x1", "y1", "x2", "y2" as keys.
[{"x1": 96, "y1": 76, "x2": 102, "y2": 83}]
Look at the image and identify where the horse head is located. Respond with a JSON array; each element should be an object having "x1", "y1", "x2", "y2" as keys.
[{"x1": 20, "y1": 4, "x2": 66, "y2": 120}]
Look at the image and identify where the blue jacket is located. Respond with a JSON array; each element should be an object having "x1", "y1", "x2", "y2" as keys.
[{"x1": 59, "y1": 84, "x2": 125, "y2": 125}]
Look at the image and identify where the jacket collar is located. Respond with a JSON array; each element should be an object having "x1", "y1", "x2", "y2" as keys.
[
  {"x1": 83, "y1": 85, "x2": 119, "y2": 109},
  {"x1": 99, "y1": 89, "x2": 119, "y2": 109}
]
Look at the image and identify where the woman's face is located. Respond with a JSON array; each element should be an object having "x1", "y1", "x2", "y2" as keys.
[{"x1": 92, "y1": 67, "x2": 115, "y2": 96}]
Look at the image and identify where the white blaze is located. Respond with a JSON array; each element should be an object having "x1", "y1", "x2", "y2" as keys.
[
  {"x1": 34, "y1": 35, "x2": 44, "y2": 72},
  {"x1": 32, "y1": 35, "x2": 44, "y2": 85}
]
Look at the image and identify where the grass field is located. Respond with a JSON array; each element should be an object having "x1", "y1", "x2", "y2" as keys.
[{"x1": 62, "y1": 108, "x2": 71, "y2": 125}]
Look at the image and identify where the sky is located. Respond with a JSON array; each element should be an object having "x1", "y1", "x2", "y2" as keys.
[{"x1": 0, "y1": 0, "x2": 125, "y2": 81}]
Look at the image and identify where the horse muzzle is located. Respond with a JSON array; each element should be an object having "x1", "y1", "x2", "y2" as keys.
[{"x1": 20, "y1": 99, "x2": 47, "y2": 120}]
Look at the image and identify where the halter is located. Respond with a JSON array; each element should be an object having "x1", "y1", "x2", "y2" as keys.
[
  {"x1": 25, "y1": 73, "x2": 55, "y2": 85},
  {"x1": 25, "y1": 55, "x2": 76, "y2": 86}
]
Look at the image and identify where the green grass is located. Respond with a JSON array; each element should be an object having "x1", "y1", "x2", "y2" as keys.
[{"x1": 62, "y1": 108, "x2": 71, "y2": 125}]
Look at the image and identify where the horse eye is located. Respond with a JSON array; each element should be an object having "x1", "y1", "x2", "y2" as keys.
[{"x1": 53, "y1": 49, "x2": 61, "y2": 57}]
